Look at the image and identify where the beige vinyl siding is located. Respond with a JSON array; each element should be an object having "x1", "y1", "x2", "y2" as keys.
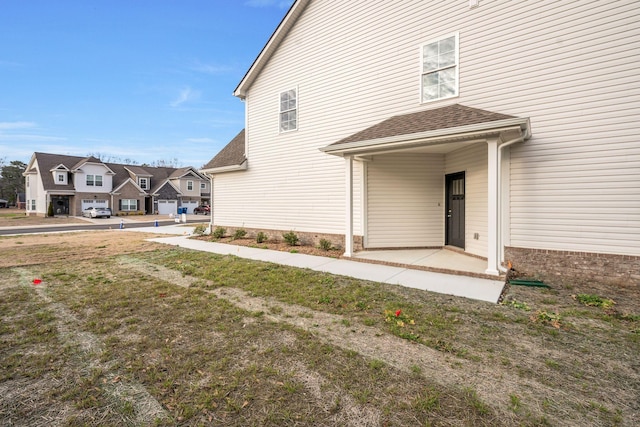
[
  {"x1": 220, "y1": 0, "x2": 638, "y2": 256},
  {"x1": 367, "y1": 154, "x2": 443, "y2": 248},
  {"x1": 445, "y1": 144, "x2": 488, "y2": 258}
]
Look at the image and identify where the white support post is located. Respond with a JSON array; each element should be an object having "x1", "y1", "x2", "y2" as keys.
[
  {"x1": 344, "y1": 156, "x2": 354, "y2": 257},
  {"x1": 486, "y1": 138, "x2": 499, "y2": 275}
]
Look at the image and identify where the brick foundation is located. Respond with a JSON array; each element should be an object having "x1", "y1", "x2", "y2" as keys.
[
  {"x1": 505, "y1": 246, "x2": 640, "y2": 287},
  {"x1": 212, "y1": 225, "x2": 363, "y2": 251}
]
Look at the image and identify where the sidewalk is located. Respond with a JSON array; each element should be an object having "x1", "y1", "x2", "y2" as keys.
[{"x1": 135, "y1": 225, "x2": 505, "y2": 303}]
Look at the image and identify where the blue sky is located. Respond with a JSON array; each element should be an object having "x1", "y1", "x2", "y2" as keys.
[{"x1": 0, "y1": 0, "x2": 293, "y2": 167}]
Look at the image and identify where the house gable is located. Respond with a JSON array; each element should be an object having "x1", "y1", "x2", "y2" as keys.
[{"x1": 152, "y1": 181, "x2": 181, "y2": 199}]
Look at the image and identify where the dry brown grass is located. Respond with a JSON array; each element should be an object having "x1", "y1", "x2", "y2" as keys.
[{"x1": 1, "y1": 230, "x2": 638, "y2": 426}]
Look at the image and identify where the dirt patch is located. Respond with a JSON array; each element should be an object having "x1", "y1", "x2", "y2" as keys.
[{"x1": 0, "y1": 230, "x2": 167, "y2": 268}]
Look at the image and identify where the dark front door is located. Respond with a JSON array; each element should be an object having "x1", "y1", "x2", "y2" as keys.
[{"x1": 446, "y1": 172, "x2": 465, "y2": 249}]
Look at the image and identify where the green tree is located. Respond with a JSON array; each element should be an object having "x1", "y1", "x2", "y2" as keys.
[{"x1": 0, "y1": 160, "x2": 27, "y2": 205}]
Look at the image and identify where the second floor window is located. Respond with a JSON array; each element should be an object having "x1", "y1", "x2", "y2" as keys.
[
  {"x1": 200, "y1": 182, "x2": 206, "y2": 190},
  {"x1": 86, "y1": 174, "x2": 103, "y2": 186},
  {"x1": 140, "y1": 178, "x2": 148, "y2": 189},
  {"x1": 421, "y1": 33, "x2": 459, "y2": 103},
  {"x1": 187, "y1": 181, "x2": 194, "y2": 191},
  {"x1": 279, "y1": 88, "x2": 297, "y2": 132}
]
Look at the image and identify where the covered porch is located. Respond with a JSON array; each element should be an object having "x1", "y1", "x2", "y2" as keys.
[{"x1": 321, "y1": 104, "x2": 531, "y2": 277}]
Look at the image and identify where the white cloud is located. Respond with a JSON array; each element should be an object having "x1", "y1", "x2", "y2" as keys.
[
  {"x1": 170, "y1": 87, "x2": 200, "y2": 107},
  {"x1": 190, "y1": 61, "x2": 234, "y2": 75},
  {"x1": 0, "y1": 121, "x2": 36, "y2": 130},
  {"x1": 0, "y1": 134, "x2": 66, "y2": 142}
]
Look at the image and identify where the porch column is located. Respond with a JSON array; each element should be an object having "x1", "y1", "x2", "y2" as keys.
[
  {"x1": 486, "y1": 138, "x2": 499, "y2": 275},
  {"x1": 344, "y1": 155, "x2": 354, "y2": 257}
]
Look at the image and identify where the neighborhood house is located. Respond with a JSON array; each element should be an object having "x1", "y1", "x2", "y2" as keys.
[
  {"x1": 24, "y1": 153, "x2": 209, "y2": 217},
  {"x1": 201, "y1": 0, "x2": 640, "y2": 286}
]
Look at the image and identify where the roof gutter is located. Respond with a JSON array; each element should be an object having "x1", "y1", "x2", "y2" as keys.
[
  {"x1": 320, "y1": 117, "x2": 531, "y2": 156},
  {"x1": 200, "y1": 160, "x2": 248, "y2": 175}
]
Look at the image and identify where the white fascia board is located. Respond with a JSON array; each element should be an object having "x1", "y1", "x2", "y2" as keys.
[
  {"x1": 321, "y1": 117, "x2": 531, "y2": 156},
  {"x1": 201, "y1": 161, "x2": 248, "y2": 175},
  {"x1": 233, "y1": 0, "x2": 310, "y2": 99}
]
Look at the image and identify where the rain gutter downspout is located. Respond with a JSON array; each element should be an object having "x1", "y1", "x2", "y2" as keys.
[{"x1": 497, "y1": 135, "x2": 525, "y2": 273}]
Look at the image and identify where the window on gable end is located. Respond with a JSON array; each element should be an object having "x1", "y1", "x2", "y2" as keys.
[
  {"x1": 187, "y1": 180, "x2": 194, "y2": 191},
  {"x1": 421, "y1": 33, "x2": 459, "y2": 103},
  {"x1": 279, "y1": 88, "x2": 297, "y2": 132}
]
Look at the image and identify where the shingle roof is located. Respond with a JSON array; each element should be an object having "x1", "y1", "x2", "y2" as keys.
[
  {"x1": 30, "y1": 152, "x2": 201, "y2": 193},
  {"x1": 332, "y1": 104, "x2": 516, "y2": 146},
  {"x1": 202, "y1": 129, "x2": 246, "y2": 170}
]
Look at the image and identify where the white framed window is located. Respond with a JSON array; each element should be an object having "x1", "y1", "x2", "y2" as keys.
[
  {"x1": 200, "y1": 182, "x2": 206, "y2": 190},
  {"x1": 57, "y1": 173, "x2": 66, "y2": 184},
  {"x1": 187, "y1": 180, "x2": 194, "y2": 191},
  {"x1": 95, "y1": 175, "x2": 103, "y2": 187},
  {"x1": 139, "y1": 178, "x2": 148, "y2": 189},
  {"x1": 421, "y1": 33, "x2": 459, "y2": 103},
  {"x1": 30, "y1": 200, "x2": 36, "y2": 210},
  {"x1": 279, "y1": 88, "x2": 297, "y2": 132},
  {"x1": 120, "y1": 199, "x2": 138, "y2": 211},
  {"x1": 86, "y1": 174, "x2": 94, "y2": 186}
]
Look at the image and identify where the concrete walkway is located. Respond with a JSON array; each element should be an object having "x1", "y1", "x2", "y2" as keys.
[{"x1": 133, "y1": 225, "x2": 505, "y2": 303}]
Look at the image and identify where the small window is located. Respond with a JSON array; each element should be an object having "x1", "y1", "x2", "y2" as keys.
[
  {"x1": 187, "y1": 181, "x2": 194, "y2": 191},
  {"x1": 139, "y1": 178, "x2": 148, "y2": 189},
  {"x1": 30, "y1": 200, "x2": 36, "y2": 210},
  {"x1": 200, "y1": 182, "x2": 206, "y2": 190},
  {"x1": 86, "y1": 175, "x2": 94, "y2": 186},
  {"x1": 421, "y1": 33, "x2": 459, "y2": 103},
  {"x1": 57, "y1": 173, "x2": 65, "y2": 182},
  {"x1": 95, "y1": 175, "x2": 103, "y2": 187},
  {"x1": 279, "y1": 88, "x2": 297, "y2": 132}
]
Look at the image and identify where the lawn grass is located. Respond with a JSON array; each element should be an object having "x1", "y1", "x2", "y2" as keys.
[{"x1": 1, "y1": 236, "x2": 639, "y2": 426}]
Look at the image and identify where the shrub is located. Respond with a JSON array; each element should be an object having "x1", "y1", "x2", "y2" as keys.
[
  {"x1": 283, "y1": 231, "x2": 299, "y2": 246},
  {"x1": 193, "y1": 224, "x2": 207, "y2": 235},
  {"x1": 318, "y1": 238, "x2": 332, "y2": 251},
  {"x1": 233, "y1": 228, "x2": 247, "y2": 240},
  {"x1": 212, "y1": 227, "x2": 226, "y2": 239},
  {"x1": 256, "y1": 231, "x2": 268, "y2": 244}
]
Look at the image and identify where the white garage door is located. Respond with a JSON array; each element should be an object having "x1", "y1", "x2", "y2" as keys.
[
  {"x1": 181, "y1": 201, "x2": 199, "y2": 214},
  {"x1": 157, "y1": 200, "x2": 177, "y2": 215},
  {"x1": 82, "y1": 199, "x2": 109, "y2": 210}
]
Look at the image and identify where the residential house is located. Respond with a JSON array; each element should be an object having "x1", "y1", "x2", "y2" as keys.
[
  {"x1": 24, "y1": 153, "x2": 209, "y2": 217},
  {"x1": 201, "y1": 0, "x2": 640, "y2": 286}
]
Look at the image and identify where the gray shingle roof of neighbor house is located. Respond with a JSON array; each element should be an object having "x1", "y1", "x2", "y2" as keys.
[
  {"x1": 332, "y1": 104, "x2": 516, "y2": 146},
  {"x1": 28, "y1": 152, "x2": 203, "y2": 193},
  {"x1": 202, "y1": 129, "x2": 246, "y2": 171}
]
